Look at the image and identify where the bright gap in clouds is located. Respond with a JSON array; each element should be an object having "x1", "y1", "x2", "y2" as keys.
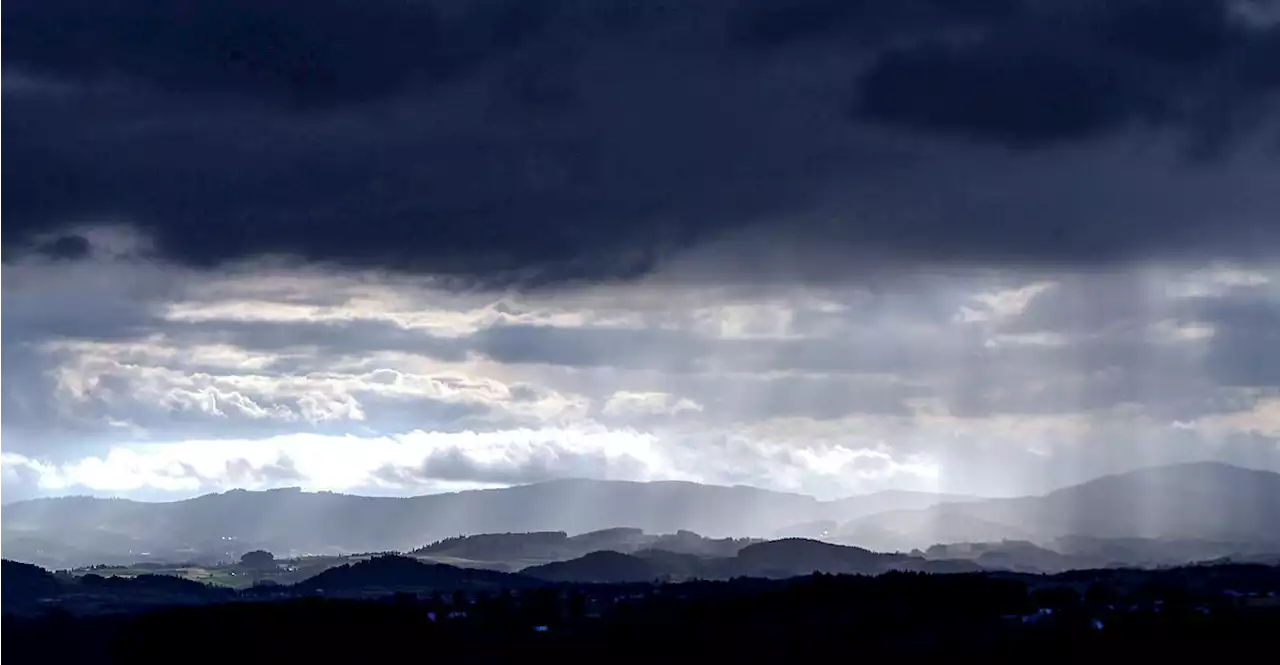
[
  {"x1": 0, "y1": 430, "x2": 942, "y2": 502},
  {"x1": 2, "y1": 429, "x2": 675, "y2": 496},
  {"x1": 2, "y1": 236, "x2": 1279, "y2": 504}
]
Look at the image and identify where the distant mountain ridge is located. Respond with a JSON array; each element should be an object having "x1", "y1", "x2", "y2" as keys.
[
  {"x1": 3, "y1": 462, "x2": 1277, "y2": 571},
  {"x1": 0, "y1": 478, "x2": 970, "y2": 569},
  {"x1": 834, "y1": 462, "x2": 1280, "y2": 552}
]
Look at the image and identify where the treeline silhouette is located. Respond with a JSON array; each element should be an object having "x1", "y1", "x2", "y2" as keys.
[{"x1": 6, "y1": 567, "x2": 1280, "y2": 662}]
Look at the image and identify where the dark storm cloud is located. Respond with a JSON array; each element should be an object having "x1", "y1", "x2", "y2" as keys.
[
  {"x1": 854, "y1": 0, "x2": 1280, "y2": 147},
  {"x1": 857, "y1": 37, "x2": 1145, "y2": 147},
  {"x1": 731, "y1": 0, "x2": 1023, "y2": 48},
  {"x1": 3, "y1": 0, "x2": 1280, "y2": 284},
  {"x1": 2, "y1": 0, "x2": 552, "y2": 109},
  {"x1": 30, "y1": 235, "x2": 93, "y2": 261}
]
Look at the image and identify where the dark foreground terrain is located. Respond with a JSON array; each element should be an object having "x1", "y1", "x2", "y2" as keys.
[{"x1": 5, "y1": 560, "x2": 1279, "y2": 662}]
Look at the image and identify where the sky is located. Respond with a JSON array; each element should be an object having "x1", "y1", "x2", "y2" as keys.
[{"x1": 3, "y1": 0, "x2": 1280, "y2": 503}]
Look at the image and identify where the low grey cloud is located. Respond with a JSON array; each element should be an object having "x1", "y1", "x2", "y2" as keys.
[
  {"x1": 164, "y1": 319, "x2": 473, "y2": 364},
  {"x1": 374, "y1": 443, "x2": 651, "y2": 488}
]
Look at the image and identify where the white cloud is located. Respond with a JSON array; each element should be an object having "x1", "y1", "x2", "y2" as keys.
[
  {"x1": 957, "y1": 281, "x2": 1056, "y2": 323},
  {"x1": 0, "y1": 425, "x2": 945, "y2": 500},
  {"x1": 1147, "y1": 319, "x2": 1216, "y2": 343},
  {"x1": 1192, "y1": 397, "x2": 1280, "y2": 439},
  {"x1": 1164, "y1": 264, "x2": 1274, "y2": 298},
  {"x1": 3, "y1": 249, "x2": 1279, "y2": 500},
  {"x1": 602, "y1": 391, "x2": 703, "y2": 417},
  {"x1": 984, "y1": 332, "x2": 1072, "y2": 348}
]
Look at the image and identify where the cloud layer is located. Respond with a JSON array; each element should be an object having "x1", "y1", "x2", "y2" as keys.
[
  {"x1": 4, "y1": 0, "x2": 1280, "y2": 284},
  {"x1": 4, "y1": 248, "x2": 1278, "y2": 502},
  {"x1": 3, "y1": 1, "x2": 1279, "y2": 503}
]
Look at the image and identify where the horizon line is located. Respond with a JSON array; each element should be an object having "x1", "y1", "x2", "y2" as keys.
[{"x1": 4, "y1": 459, "x2": 1270, "y2": 507}]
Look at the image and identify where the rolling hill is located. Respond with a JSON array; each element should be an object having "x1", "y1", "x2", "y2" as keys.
[
  {"x1": 293, "y1": 555, "x2": 536, "y2": 594},
  {"x1": 521, "y1": 538, "x2": 983, "y2": 583},
  {"x1": 412, "y1": 527, "x2": 758, "y2": 566},
  {"x1": 835, "y1": 462, "x2": 1280, "y2": 552},
  {"x1": 0, "y1": 479, "x2": 964, "y2": 569}
]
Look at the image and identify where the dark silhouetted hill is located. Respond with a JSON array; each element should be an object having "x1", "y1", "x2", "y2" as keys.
[
  {"x1": 523, "y1": 551, "x2": 662, "y2": 584},
  {"x1": 8, "y1": 561, "x2": 1280, "y2": 662},
  {"x1": 1, "y1": 559, "x2": 62, "y2": 608},
  {"x1": 920, "y1": 540, "x2": 1082, "y2": 573},
  {"x1": 414, "y1": 531, "x2": 574, "y2": 560},
  {"x1": 77, "y1": 572, "x2": 217, "y2": 597},
  {"x1": 521, "y1": 538, "x2": 982, "y2": 583},
  {"x1": 73, "y1": 572, "x2": 234, "y2": 611},
  {"x1": 411, "y1": 527, "x2": 758, "y2": 565},
  {"x1": 648, "y1": 530, "x2": 759, "y2": 557},
  {"x1": 733, "y1": 538, "x2": 888, "y2": 576},
  {"x1": 294, "y1": 555, "x2": 535, "y2": 593}
]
